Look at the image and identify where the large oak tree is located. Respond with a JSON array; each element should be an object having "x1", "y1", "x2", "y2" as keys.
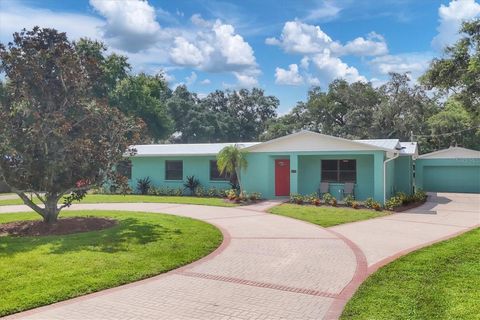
[{"x1": 0, "y1": 27, "x2": 143, "y2": 223}]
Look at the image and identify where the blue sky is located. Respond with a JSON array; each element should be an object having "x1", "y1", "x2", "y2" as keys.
[{"x1": 1, "y1": 0, "x2": 480, "y2": 112}]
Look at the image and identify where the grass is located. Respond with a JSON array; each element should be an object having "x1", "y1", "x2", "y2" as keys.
[
  {"x1": 268, "y1": 204, "x2": 388, "y2": 227},
  {"x1": 0, "y1": 210, "x2": 222, "y2": 316},
  {"x1": 0, "y1": 194, "x2": 237, "y2": 207},
  {"x1": 342, "y1": 228, "x2": 480, "y2": 320}
]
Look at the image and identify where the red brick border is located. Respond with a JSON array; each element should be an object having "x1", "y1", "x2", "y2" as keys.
[
  {"x1": 179, "y1": 271, "x2": 338, "y2": 298},
  {"x1": 324, "y1": 224, "x2": 480, "y2": 320}
]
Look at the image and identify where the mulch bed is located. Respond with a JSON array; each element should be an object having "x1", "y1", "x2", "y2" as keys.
[{"x1": 0, "y1": 217, "x2": 118, "y2": 237}]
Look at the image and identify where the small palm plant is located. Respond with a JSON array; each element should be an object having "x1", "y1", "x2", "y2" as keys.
[
  {"x1": 217, "y1": 145, "x2": 248, "y2": 193},
  {"x1": 183, "y1": 175, "x2": 200, "y2": 196},
  {"x1": 136, "y1": 177, "x2": 152, "y2": 195}
]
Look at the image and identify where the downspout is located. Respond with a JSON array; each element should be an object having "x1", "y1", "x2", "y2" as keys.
[{"x1": 383, "y1": 152, "x2": 399, "y2": 204}]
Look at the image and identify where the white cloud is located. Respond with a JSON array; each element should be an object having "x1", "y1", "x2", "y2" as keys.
[
  {"x1": 266, "y1": 20, "x2": 334, "y2": 54},
  {"x1": 0, "y1": 2, "x2": 103, "y2": 44},
  {"x1": 339, "y1": 32, "x2": 388, "y2": 56},
  {"x1": 304, "y1": 1, "x2": 342, "y2": 22},
  {"x1": 185, "y1": 71, "x2": 197, "y2": 86},
  {"x1": 369, "y1": 52, "x2": 434, "y2": 79},
  {"x1": 311, "y1": 50, "x2": 366, "y2": 83},
  {"x1": 200, "y1": 79, "x2": 211, "y2": 85},
  {"x1": 306, "y1": 75, "x2": 321, "y2": 86},
  {"x1": 275, "y1": 64, "x2": 304, "y2": 85},
  {"x1": 169, "y1": 16, "x2": 259, "y2": 86},
  {"x1": 89, "y1": 0, "x2": 164, "y2": 52},
  {"x1": 170, "y1": 37, "x2": 204, "y2": 66},
  {"x1": 267, "y1": 20, "x2": 370, "y2": 85},
  {"x1": 233, "y1": 72, "x2": 259, "y2": 88},
  {"x1": 432, "y1": 0, "x2": 480, "y2": 50},
  {"x1": 213, "y1": 21, "x2": 256, "y2": 66}
]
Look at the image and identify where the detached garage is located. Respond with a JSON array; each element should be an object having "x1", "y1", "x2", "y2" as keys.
[{"x1": 415, "y1": 147, "x2": 480, "y2": 193}]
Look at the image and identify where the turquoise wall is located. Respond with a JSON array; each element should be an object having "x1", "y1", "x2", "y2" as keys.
[
  {"x1": 130, "y1": 150, "x2": 400, "y2": 203},
  {"x1": 385, "y1": 157, "x2": 395, "y2": 200},
  {"x1": 130, "y1": 156, "x2": 231, "y2": 193},
  {"x1": 394, "y1": 156, "x2": 413, "y2": 195},
  {"x1": 415, "y1": 158, "x2": 480, "y2": 193},
  {"x1": 242, "y1": 151, "x2": 385, "y2": 202},
  {"x1": 296, "y1": 154, "x2": 374, "y2": 201}
]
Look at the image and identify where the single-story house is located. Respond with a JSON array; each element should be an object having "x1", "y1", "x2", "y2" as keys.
[
  {"x1": 415, "y1": 147, "x2": 480, "y2": 193},
  {"x1": 127, "y1": 131, "x2": 419, "y2": 204}
]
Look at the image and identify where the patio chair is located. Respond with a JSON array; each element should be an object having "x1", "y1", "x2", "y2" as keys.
[
  {"x1": 342, "y1": 182, "x2": 355, "y2": 199},
  {"x1": 318, "y1": 182, "x2": 330, "y2": 197}
]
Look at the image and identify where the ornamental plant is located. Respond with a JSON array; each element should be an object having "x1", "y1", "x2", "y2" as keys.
[{"x1": 0, "y1": 28, "x2": 143, "y2": 224}]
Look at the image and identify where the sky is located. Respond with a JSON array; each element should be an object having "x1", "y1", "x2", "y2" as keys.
[{"x1": 1, "y1": 0, "x2": 480, "y2": 113}]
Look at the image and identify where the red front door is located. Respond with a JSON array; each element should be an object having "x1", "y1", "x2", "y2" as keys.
[{"x1": 275, "y1": 159, "x2": 290, "y2": 196}]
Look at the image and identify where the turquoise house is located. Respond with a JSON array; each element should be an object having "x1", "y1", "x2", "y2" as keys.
[
  {"x1": 415, "y1": 147, "x2": 480, "y2": 193},
  {"x1": 128, "y1": 131, "x2": 418, "y2": 204}
]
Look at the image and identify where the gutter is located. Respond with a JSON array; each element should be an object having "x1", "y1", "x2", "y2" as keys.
[{"x1": 383, "y1": 152, "x2": 399, "y2": 203}]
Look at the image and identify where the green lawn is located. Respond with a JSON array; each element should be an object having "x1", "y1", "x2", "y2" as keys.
[
  {"x1": 342, "y1": 228, "x2": 480, "y2": 320},
  {"x1": 268, "y1": 204, "x2": 388, "y2": 227},
  {"x1": 0, "y1": 194, "x2": 237, "y2": 207},
  {"x1": 0, "y1": 210, "x2": 222, "y2": 316}
]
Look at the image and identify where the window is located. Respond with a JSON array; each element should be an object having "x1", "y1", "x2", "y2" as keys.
[
  {"x1": 116, "y1": 160, "x2": 132, "y2": 179},
  {"x1": 165, "y1": 160, "x2": 183, "y2": 180},
  {"x1": 210, "y1": 160, "x2": 229, "y2": 181},
  {"x1": 321, "y1": 159, "x2": 356, "y2": 183}
]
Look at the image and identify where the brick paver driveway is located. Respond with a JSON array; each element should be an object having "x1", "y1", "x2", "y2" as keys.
[{"x1": 1, "y1": 192, "x2": 479, "y2": 320}]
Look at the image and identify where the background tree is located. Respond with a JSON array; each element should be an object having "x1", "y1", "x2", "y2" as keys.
[
  {"x1": 421, "y1": 19, "x2": 480, "y2": 118},
  {"x1": 110, "y1": 73, "x2": 172, "y2": 141},
  {"x1": 0, "y1": 27, "x2": 143, "y2": 223},
  {"x1": 217, "y1": 145, "x2": 248, "y2": 193}
]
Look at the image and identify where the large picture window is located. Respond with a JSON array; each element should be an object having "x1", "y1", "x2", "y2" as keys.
[
  {"x1": 165, "y1": 160, "x2": 183, "y2": 180},
  {"x1": 321, "y1": 159, "x2": 356, "y2": 183},
  {"x1": 210, "y1": 160, "x2": 229, "y2": 181}
]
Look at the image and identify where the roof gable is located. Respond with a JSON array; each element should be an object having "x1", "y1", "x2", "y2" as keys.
[
  {"x1": 418, "y1": 147, "x2": 480, "y2": 159},
  {"x1": 246, "y1": 131, "x2": 393, "y2": 153}
]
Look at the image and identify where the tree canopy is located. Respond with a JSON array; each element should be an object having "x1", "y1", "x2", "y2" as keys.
[{"x1": 0, "y1": 27, "x2": 143, "y2": 223}]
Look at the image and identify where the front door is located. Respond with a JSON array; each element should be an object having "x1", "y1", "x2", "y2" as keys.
[{"x1": 275, "y1": 159, "x2": 290, "y2": 196}]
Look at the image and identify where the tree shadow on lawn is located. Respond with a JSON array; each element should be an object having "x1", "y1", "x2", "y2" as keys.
[{"x1": 0, "y1": 218, "x2": 183, "y2": 256}]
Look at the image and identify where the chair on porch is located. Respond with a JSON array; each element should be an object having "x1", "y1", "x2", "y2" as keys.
[
  {"x1": 342, "y1": 182, "x2": 355, "y2": 199},
  {"x1": 318, "y1": 182, "x2": 330, "y2": 197}
]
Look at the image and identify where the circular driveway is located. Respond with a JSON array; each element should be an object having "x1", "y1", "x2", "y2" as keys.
[{"x1": 1, "y1": 192, "x2": 478, "y2": 320}]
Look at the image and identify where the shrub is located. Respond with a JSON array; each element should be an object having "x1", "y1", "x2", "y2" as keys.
[
  {"x1": 173, "y1": 187, "x2": 183, "y2": 196},
  {"x1": 206, "y1": 187, "x2": 218, "y2": 197},
  {"x1": 249, "y1": 192, "x2": 262, "y2": 201},
  {"x1": 385, "y1": 196, "x2": 403, "y2": 210},
  {"x1": 413, "y1": 189, "x2": 427, "y2": 202},
  {"x1": 225, "y1": 189, "x2": 237, "y2": 201},
  {"x1": 364, "y1": 197, "x2": 375, "y2": 209},
  {"x1": 290, "y1": 193, "x2": 304, "y2": 205},
  {"x1": 351, "y1": 201, "x2": 360, "y2": 209},
  {"x1": 148, "y1": 186, "x2": 160, "y2": 196},
  {"x1": 331, "y1": 198, "x2": 338, "y2": 207},
  {"x1": 372, "y1": 202, "x2": 382, "y2": 211},
  {"x1": 196, "y1": 186, "x2": 206, "y2": 197},
  {"x1": 183, "y1": 175, "x2": 201, "y2": 196},
  {"x1": 344, "y1": 195, "x2": 355, "y2": 207},
  {"x1": 322, "y1": 193, "x2": 333, "y2": 204},
  {"x1": 136, "y1": 177, "x2": 152, "y2": 195},
  {"x1": 395, "y1": 192, "x2": 411, "y2": 205}
]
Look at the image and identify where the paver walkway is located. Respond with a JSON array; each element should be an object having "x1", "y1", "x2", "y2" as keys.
[{"x1": 1, "y1": 192, "x2": 479, "y2": 320}]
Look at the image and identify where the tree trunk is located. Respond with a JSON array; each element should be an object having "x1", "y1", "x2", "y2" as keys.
[{"x1": 43, "y1": 196, "x2": 60, "y2": 224}]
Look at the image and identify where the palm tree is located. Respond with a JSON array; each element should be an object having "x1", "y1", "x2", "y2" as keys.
[{"x1": 217, "y1": 145, "x2": 248, "y2": 193}]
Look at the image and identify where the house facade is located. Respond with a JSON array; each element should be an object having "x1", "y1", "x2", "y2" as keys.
[{"x1": 127, "y1": 131, "x2": 418, "y2": 204}]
